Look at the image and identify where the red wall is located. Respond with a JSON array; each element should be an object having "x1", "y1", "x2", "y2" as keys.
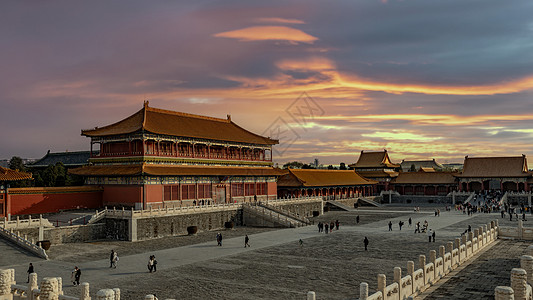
[
  {"x1": 9, "y1": 189, "x2": 103, "y2": 216},
  {"x1": 103, "y1": 185, "x2": 143, "y2": 207}
]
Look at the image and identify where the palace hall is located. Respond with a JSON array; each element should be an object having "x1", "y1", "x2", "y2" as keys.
[{"x1": 70, "y1": 102, "x2": 282, "y2": 209}]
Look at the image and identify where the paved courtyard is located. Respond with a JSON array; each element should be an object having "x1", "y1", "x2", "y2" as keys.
[{"x1": 0, "y1": 206, "x2": 529, "y2": 299}]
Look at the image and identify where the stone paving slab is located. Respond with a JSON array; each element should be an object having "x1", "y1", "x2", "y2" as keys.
[{"x1": 1, "y1": 208, "x2": 505, "y2": 299}]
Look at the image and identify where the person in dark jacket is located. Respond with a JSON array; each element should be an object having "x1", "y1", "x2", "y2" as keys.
[{"x1": 27, "y1": 263, "x2": 34, "y2": 283}]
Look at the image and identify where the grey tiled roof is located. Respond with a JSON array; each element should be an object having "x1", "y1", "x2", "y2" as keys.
[{"x1": 30, "y1": 150, "x2": 97, "y2": 168}]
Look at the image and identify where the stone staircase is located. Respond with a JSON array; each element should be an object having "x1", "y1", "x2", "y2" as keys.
[{"x1": 242, "y1": 204, "x2": 309, "y2": 228}]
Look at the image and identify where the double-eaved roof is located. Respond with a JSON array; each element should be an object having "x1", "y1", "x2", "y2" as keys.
[
  {"x1": 81, "y1": 102, "x2": 278, "y2": 145},
  {"x1": 0, "y1": 166, "x2": 33, "y2": 182},
  {"x1": 277, "y1": 169, "x2": 376, "y2": 188},
  {"x1": 458, "y1": 155, "x2": 530, "y2": 178},
  {"x1": 349, "y1": 150, "x2": 400, "y2": 169}
]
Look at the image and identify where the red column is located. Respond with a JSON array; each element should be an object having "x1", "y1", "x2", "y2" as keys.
[
  {"x1": 192, "y1": 144, "x2": 195, "y2": 158},
  {"x1": 208, "y1": 145, "x2": 211, "y2": 159}
]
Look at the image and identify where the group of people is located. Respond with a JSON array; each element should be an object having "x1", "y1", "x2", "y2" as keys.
[
  {"x1": 317, "y1": 220, "x2": 340, "y2": 233},
  {"x1": 388, "y1": 217, "x2": 412, "y2": 231}
]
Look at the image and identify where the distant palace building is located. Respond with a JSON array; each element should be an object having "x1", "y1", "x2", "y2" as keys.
[
  {"x1": 277, "y1": 169, "x2": 376, "y2": 199},
  {"x1": 70, "y1": 102, "x2": 282, "y2": 209},
  {"x1": 456, "y1": 155, "x2": 532, "y2": 192},
  {"x1": 348, "y1": 150, "x2": 400, "y2": 193}
]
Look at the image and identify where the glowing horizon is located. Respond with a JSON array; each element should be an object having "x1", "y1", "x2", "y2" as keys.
[{"x1": 1, "y1": 0, "x2": 533, "y2": 166}]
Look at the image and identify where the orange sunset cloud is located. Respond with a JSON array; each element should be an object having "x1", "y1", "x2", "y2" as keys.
[{"x1": 213, "y1": 26, "x2": 318, "y2": 44}]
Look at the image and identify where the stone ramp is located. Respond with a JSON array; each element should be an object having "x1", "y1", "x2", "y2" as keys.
[
  {"x1": 243, "y1": 205, "x2": 308, "y2": 228},
  {"x1": 326, "y1": 200, "x2": 352, "y2": 211},
  {"x1": 0, "y1": 238, "x2": 37, "y2": 268},
  {"x1": 358, "y1": 197, "x2": 383, "y2": 207}
]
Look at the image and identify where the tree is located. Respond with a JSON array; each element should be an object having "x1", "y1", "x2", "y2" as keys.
[
  {"x1": 339, "y1": 162, "x2": 347, "y2": 170},
  {"x1": 302, "y1": 163, "x2": 316, "y2": 169},
  {"x1": 8, "y1": 156, "x2": 25, "y2": 172},
  {"x1": 409, "y1": 164, "x2": 417, "y2": 172},
  {"x1": 283, "y1": 161, "x2": 304, "y2": 169},
  {"x1": 327, "y1": 165, "x2": 336, "y2": 170},
  {"x1": 8, "y1": 156, "x2": 32, "y2": 187}
]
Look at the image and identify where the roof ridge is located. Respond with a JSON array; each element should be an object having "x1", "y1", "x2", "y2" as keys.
[{"x1": 146, "y1": 105, "x2": 230, "y2": 123}]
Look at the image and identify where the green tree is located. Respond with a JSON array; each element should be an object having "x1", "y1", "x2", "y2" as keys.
[
  {"x1": 302, "y1": 163, "x2": 315, "y2": 169},
  {"x1": 283, "y1": 161, "x2": 304, "y2": 169},
  {"x1": 409, "y1": 164, "x2": 417, "y2": 172},
  {"x1": 339, "y1": 162, "x2": 347, "y2": 170},
  {"x1": 8, "y1": 156, "x2": 25, "y2": 172},
  {"x1": 327, "y1": 165, "x2": 336, "y2": 170}
]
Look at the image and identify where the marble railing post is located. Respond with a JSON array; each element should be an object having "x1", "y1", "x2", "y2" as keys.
[
  {"x1": 40, "y1": 277, "x2": 59, "y2": 300},
  {"x1": 455, "y1": 238, "x2": 461, "y2": 249},
  {"x1": 407, "y1": 261, "x2": 415, "y2": 280},
  {"x1": 144, "y1": 295, "x2": 155, "y2": 300},
  {"x1": 56, "y1": 277, "x2": 63, "y2": 295},
  {"x1": 378, "y1": 274, "x2": 387, "y2": 298},
  {"x1": 96, "y1": 289, "x2": 115, "y2": 300},
  {"x1": 8, "y1": 269, "x2": 14, "y2": 286},
  {"x1": 468, "y1": 232, "x2": 474, "y2": 243},
  {"x1": 527, "y1": 245, "x2": 533, "y2": 257},
  {"x1": 495, "y1": 286, "x2": 514, "y2": 300},
  {"x1": 419, "y1": 255, "x2": 426, "y2": 270},
  {"x1": 394, "y1": 267, "x2": 402, "y2": 296},
  {"x1": 519, "y1": 221, "x2": 524, "y2": 240},
  {"x1": 511, "y1": 268, "x2": 528, "y2": 300},
  {"x1": 28, "y1": 272, "x2": 38, "y2": 299},
  {"x1": 113, "y1": 288, "x2": 120, "y2": 300},
  {"x1": 307, "y1": 291, "x2": 316, "y2": 300},
  {"x1": 461, "y1": 235, "x2": 467, "y2": 246},
  {"x1": 360, "y1": 282, "x2": 369, "y2": 300},
  {"x1": 81, "y1": 282, "x2": 91, "y2": 300},
  {"x1": 474, "y1": 229, "x2": 479, "y2": 238},
  {"x1": 439, "y1": 245, "x2": 445, "y2": 259},
  {"x1": 447, "y1": 242, "x2": 453, "y2": 261},
  {"x1": 0, "y1": 269, "x2": 11, "y2": 298},
  {"x1": 430, "y1": 250, "x2": 437, "y2": 276},
  {"x1": 520, "y1": 255, "x2": 533, "y2": 285}
]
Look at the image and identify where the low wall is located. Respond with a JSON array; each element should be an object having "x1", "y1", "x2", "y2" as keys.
[
  {"x1": 334, "y1": 198, "x2": 358, "y2": 208},
  {"x1": 8, "y1": 186, "x2": 103, "y2": 216},
  {"x1": 269, "y1": 200, "x2": 322, "y2": 218},
  {"x1": 135, "y1": 209, "x2": 241, "y2": 241}
]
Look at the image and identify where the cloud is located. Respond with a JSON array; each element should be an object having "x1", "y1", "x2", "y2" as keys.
[
  {"x1": 254, "y1": 17, "x2": 305, "y2": 24},
  {"x1": 213, "y1": 26, "x2": 318, "y2": 44}
]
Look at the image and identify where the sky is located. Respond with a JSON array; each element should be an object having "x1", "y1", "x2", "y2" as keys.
[{"x1": 2, "y1": 0, "x2": 533, "y2": 166}]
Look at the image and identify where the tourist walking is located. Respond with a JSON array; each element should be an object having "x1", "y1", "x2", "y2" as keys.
[
  {"x1": 364, "y1": 237, "x2": 369, "y2": 251},
  {"x1": 330, "y1": 221, "x2": 334, "y2": 232},
  {"x1": 388, "y1": 221, "x2": 392, "y2": 231},
  {"x1": 415, "y1": 222, "x2": 420, "y2": 233},
  {"x1": 27, "y1": 263, "x2": 33, "y2": 283},
  {"x1": 317, "y1": 222, "x2": 322, "y2": 233},
  {"x1": 71, "y1": 266, "x2": 81, "y2": 286},
  {"x1": 245, "y1": 235, "x2": 250, "y2": 247},
  {"x1": 408, "y1": 217, "x2": 412, "y2": 227},
  {"x1": 111, "y1": 250, "x2": 118, "y2": 269},
  {"x1": 148, "y1": 256, "x2": 154, "y2": 273},
  {"x1": 428, "y1": 229, "x2": 433, "y2": 243},
  {"x1": 399, "y1": 220, "x2": 404, "y2": 230},
  {"x1": 109, "y1": 250, "x2": 115, "y2": 268},
  {"x1": 324, "y1": 223, "x2": 329, "y2": 234},
  {"x1": 356, "y1": 215, "x2": 360, "y2": 224},
  {"x1": 432, "y1": 230, "x2": 435, "y2": 242},
  {"x1": 335, "y1": 220, "x2": 340, "y2": 230},
  {"x1": 299, "y1": 239, "x2": 304, "y2": 247}
]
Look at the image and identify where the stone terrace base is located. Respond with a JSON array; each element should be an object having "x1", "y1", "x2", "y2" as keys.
[{"x1": 421, "y1": 240, "x2": 531, "y2": 299}]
